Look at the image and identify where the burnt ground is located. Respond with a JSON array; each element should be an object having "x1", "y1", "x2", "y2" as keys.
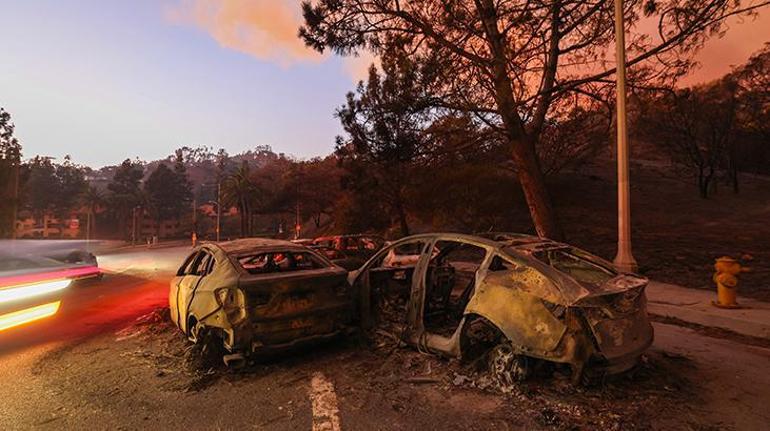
[
  {"x1": 508, "y1": 160, "x2": 770, "y2": 301},
  {"x1": 10, "y1": 306, "x2": 767, "y2": 431}
]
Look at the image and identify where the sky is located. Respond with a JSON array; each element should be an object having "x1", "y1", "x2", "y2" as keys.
[{"x1": 0, "y1": 0, "x2": 768, "y2": 168}]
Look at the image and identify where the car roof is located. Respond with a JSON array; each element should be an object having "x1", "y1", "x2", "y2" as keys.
[
  {"x1": 476, "y1": 232, "x2": 568, "y2": 252},
  {"x1": 313, "y1": 234, "x2": 384, "y2": 241},
  {"x1": 386, "y1": 232, "x2": 566, "y2": 252},
  {"x1": 208, "y1": 238, "x2": 308, "y2": 256}
]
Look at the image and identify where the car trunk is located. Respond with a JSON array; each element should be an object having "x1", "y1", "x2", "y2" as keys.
[
  {"x1": 238, "y1": 269, "x2": 351, "y2": 347},
  {"x1": 575, "y1": 278, "x2": 653, "y2": 361}
]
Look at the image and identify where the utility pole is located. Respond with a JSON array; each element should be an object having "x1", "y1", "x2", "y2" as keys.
[
  {"x1": 612, "y1": 0, "x2": 638, "y2": 273},
  {"x1": 295, "y1": 200, "x2": 300, "y2": 240},
  {"x1": 11, "y1": 161, "x2": 19, "y2": 240},
  {"x1": 191, "y1": 197, "x2": 197, "y2": 247},
  {"x1": 295, "y1": 178, "x2": 300, "y2": 240},
  {"x1": 131, "y1": 206, "x2": 137, "y2": 246},
  {"x1": 86, "y1": 209, "x2": 91, "y2": 242},
  {"x1": 216, "y1": 182, "x2": 221, "y2": 242}
]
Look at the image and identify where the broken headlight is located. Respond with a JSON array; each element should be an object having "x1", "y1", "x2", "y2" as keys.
[{"x1": 215, "y1": 287, "x2": 246, "y2": 324}]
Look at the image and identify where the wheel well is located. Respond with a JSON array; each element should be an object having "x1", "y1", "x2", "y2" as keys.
[
  {"x1": 459, "y1": 314, "x2": 505, "y2": 361},
  {"x1": 187, "y1": 315, "x2": 198, "y2": 335}
]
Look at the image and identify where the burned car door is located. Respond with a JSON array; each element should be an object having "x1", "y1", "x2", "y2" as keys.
[
  {"x1": 421, "y1": 241, "x2": 491, "y2": 336},
  {"x1": 170, "y1": 251, "x2": 199, "y2": 328},
  {"x1": 355, "y1": 239, "x2": 430, "y2": 330},
  {"x1": 406, "y1": 239, "x2": 493, "y2": 356},
  {"x1": 175, "y1": 250, "x2": 215, "y2": 334}
]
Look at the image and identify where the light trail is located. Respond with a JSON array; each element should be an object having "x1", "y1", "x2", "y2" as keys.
[
  {"x1": 0, "y1": 301, "x2": 61, "y2": 332},
  {"x1": 0, "y1": 279, "x2": 71, "y2": 304},
  {"x1": 0, "y1": 266, "x2": 100, "y2": 288}
]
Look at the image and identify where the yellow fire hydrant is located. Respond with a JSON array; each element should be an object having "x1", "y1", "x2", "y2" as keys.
[{"x1": 712, "y1": 256, "x2": 750, "y2": 309}]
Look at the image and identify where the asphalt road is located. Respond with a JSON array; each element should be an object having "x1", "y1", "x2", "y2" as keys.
[{"x1": 0, "y1": 246, "x2": 769, "y2": 430}]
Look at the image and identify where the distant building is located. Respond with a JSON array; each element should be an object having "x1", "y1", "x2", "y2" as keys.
[
  {"x1": 15, "y1": 211, "x2": 81, "y2": 239},
  {"x1": 138, "y1": 216, "x2": 184, "y2": 240}
]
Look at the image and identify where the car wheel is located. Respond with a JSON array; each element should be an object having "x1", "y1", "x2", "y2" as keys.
[
  {"x1": 187, "y1": 320, "x2": 225, "y2": 369},
  {"x1": 488, "y1": 342, "x2": 530, "y2": 386}
]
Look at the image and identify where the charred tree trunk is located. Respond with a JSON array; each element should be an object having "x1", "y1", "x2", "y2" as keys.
[
  {"x1": 697, "y1": 165, "x2": 715, "y2": 199},
  {"x1": 395, "y1": 197, "x2": 410, "y2": 237},
  {"x1": 731, "y1": 167, "x2": 739, "y2": 194},
  {"x1": 728, "y1": 146, "x2": 739, "y2": 194},
  {"x1": 476, "y1": 0, "x2": 562, "y2": 240},
  {"x1": 511, "y1": 135, "x2": 562, "y2": 239}
]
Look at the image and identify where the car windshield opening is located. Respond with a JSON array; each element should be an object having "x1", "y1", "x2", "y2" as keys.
[{"x1": 237, "y1": 251, "x2": 329, "y2": 275}]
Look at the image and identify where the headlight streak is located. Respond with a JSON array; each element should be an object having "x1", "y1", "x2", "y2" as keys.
[
  {"x1": 0, "y1": 301, "x2": 61, "y2": 332},
  {"x1": 0, "y1": 279, "x2": 72, "y2": 304},
  {"x1": 0, "y1": 265, "x2": 99, "y2": 288}
]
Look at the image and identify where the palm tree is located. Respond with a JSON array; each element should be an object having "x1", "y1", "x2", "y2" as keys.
[
  {"x1": 81, "y1": 186, "x2": 104, "y2": 241},
  {"x1": 221, "y1": 162, "x2": 258, "y2": 237}
]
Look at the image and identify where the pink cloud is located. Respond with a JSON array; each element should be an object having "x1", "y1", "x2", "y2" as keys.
[
  {"x1": 166, "y1": 0, "x2": 324, "y2": 66},
  {"x1": 168, "y1": 1, "x2": 766, "y2": 85}
]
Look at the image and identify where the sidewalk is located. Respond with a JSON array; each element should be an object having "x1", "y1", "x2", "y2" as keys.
[
  {"x1": 95, "y1": 239, "x2": 191, "y2": 254},
  {"x1": 647, "y1": 281, "x2": 770, "y2": 339}
]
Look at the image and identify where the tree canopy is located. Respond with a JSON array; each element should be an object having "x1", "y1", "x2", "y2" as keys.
[{"x1": 301, "y1": 0, "x2": 770, "y2": 239}]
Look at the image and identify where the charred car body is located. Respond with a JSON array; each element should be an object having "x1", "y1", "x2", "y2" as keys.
[
  {"x1": 169, "y1": 239, "x2": 353, "y2": 360},
  {"x1": 350, "y1": 233, "x2": 653, "y2": 383},
  {"x1": 311, "y1": 234, "x2": 385, "y2": 271}
]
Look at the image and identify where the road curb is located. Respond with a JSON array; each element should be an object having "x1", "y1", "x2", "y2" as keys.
[
  {"x1": 648, "y1": 303, "x2": 770, "y2": 339},
  {"x1": 647, "y1": 281, "x2": 770, "y2": 340}
]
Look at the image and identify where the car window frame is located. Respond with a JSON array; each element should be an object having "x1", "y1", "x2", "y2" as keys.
[
  {"x1": 373, "y1": 239, "x2": 431, "y2": 271},
  {"x1": 192, "y1": 250, "x2": 215, "y2": 277},
  {"x1": 177, "y1": 251, "x2": 200, "y2": 276},
  {"x1": 234, "y1": 249, "x2": 333, "y2": 275}
]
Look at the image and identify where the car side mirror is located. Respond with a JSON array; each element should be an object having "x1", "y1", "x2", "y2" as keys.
[{"x1": 347, "y1": 269, "x2": 360, "y2": 285}]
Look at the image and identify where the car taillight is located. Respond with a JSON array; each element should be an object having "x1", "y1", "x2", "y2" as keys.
[
  {"x1": 215, "y1": 288, "x2": 232, "y2": 307},
  {"x1": 541, "y1": 299, "x2": 566, "y2": 319},
  {"x1": 215, "y1": 288, "x2": 245, "y2": 323}
]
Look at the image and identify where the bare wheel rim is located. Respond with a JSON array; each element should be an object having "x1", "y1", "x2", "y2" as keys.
[
  {"x1": 489, "y1": 343, "x2": 529, "y2": 386},
  {"x1": 188, "y1": 321, "x2": 203, "y2": 344}
]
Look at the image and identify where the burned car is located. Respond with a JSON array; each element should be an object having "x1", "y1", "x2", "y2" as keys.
[
  {"x1": 311, "y1": 234, "x2": 385, "y2": 271},
  {"x1": 169, "y1": 239, "x2": 353, "y2": 362},
  {"x1": 350, "y1": 233, "x2": 653, "y2": 383}
]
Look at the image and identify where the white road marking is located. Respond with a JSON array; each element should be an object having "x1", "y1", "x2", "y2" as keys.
[{"x1": 308, "y1": 372, "x2": 341, "y2": 431}]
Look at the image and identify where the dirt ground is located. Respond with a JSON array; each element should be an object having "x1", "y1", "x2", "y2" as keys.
[
  {"x1": 4, "y1": 306, "x2": 767, "y2": 431},
  {"x1": 538, "y1": 160, "x2": 770, "y2": 301}
]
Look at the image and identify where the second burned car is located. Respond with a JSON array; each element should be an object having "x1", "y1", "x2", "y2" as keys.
[
  {"x1": 311, "y1": 234, "x2": 385, "y2": 270},
  {"x1": 169, "y1": 239, "x2": 353, "y2": 363},
  {"x1": 349, "y1": 233, "x2": 654, "y2": 384}
]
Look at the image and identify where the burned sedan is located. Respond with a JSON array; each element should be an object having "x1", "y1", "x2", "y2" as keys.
[
  {"x1": 350, "y1": 233, "x2": 653, "y2": 383},
  {"x1": 169, "y1": 239, "x2": 353, "y2": 362}
]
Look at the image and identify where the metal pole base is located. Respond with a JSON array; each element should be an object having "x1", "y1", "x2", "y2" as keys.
[{"x1": 613, "y1": 248, "x2": 638, "y2": 273}]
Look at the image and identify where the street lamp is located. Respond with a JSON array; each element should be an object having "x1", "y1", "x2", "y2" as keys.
[
  {"x1": 612, "y1": 0, "x2": 638, "y2": 273},
  {"x1": 200, "y1": 182, "x2": 222, "y2": 242},
  {"x1": 131, "y1": 206, "x2": 140, "y2": 246},
  {"x1": 206, "y1": 198, "x2": 221, "y2": 243}
]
